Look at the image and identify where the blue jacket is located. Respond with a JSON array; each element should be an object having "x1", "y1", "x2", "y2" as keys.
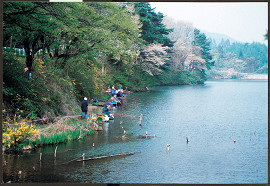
[{"x1": 102, "y1": 105, "x2": 110, "y2": 114}]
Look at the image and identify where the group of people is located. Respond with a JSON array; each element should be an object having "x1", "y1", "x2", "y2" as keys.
[
  {"x1": 105, "y1": 85, "x2": 125, "y2": 106},
  {"x1": 80, "y1": 85, "x2": 126, "y2": 119},
  {"x1": 102, "y1": 85, "x2": 126, "y2": 117},
  {"x1": 106, "y1": 85, "x2": 126, "y2": 97}
]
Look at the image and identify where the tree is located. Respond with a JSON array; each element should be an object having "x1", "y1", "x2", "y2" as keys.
[
  {"x1": 134, "y1": 2, "x2": 174, "y2": 47},
  {"x1": 140, "y1": 43, "x2": 170, "y2": 76},
  {"x1": 189, "y1": 28, "x2": 215, "y2": 82},
  {"x1": 264, "y1": 30, "x2": 268, "y2": 40},
  {"x1": 3, "y1": 2, "x2": 76, "y2": 73},
  {"x1": 171, "y1": 38, "x2": 192, "y2": 70},
  {"x1": 193, "y1": 28, "x2": 214, "y2": 70},
  {"x1": 184, "y1": 53, "x2": 206, "y2": 73},
  {"x1": 238, "y1": 50, "x2": 244, "y2": 58},
  {"x1": 245, "y1": 57, "x2": 260, "y2": 73},
  {"x1": 132, "y1": 2, "x2": 175, "y2": 81}
]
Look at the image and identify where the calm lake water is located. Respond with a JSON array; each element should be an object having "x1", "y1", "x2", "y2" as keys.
[{"x1": 3, "y1": 80, "x2": 268, "y2": 183}]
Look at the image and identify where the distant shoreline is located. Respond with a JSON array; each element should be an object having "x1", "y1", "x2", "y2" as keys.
[
  {"x1": 239, "y1": 73, "x2": 268, "y2": 80},
  {"x1": 209, "y1": 73, "x2": 268, "y2": 80}
]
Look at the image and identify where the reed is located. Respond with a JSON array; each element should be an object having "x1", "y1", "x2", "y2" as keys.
[{"x1": 38, "y1": 129, "x2": 94, "y2": 146}]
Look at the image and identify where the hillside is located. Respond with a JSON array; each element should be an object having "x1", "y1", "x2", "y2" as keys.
[
  {"x1": 202, "y1": 30, "x2": 237, "y2": 45},
  {"x1": 199, "y1": 30, "x2": 268, "y2": 79},
  {"x1": 3, "y1": 2, "x2": 212, "y2": 122}
]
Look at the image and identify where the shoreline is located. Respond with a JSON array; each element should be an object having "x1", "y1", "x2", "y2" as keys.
[
  {"x1": 209, "y1": 73, "x2": 268, "y2": 80},
  {"x1": 2, "y1": 93, "x2": 128, "y2": 154},
  {"x1": 239, "y1": 74, "x2": 268, "y2": 80}
]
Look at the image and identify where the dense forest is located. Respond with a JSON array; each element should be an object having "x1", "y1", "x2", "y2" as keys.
[
  {"x1": 3, "y1": 2, "x2": 214, "y2": 120},
  {"x1": 163, "y1": 17, "x2": 268, "y2": 79},
  {"x1": 3, "y1": 2, "x2": 267, "y2": 121},
  {"x1": 207, "y1": 39, "x2": 268, "y2": 78}
]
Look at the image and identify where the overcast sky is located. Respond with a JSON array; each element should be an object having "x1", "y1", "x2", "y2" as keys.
[{"x1": 150, "y1": 2, "x2": 268, "y2": 45}]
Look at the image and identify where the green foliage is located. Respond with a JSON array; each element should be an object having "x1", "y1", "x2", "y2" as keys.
[
  {"x1": 39, "y1": 129, "x2": 94, "y2": 146},
  {"x1": 193, "y1": 28, "x2": 215, "y2": 70},
  {"x1": 3, "y1": 50, "x2": 79, "y2": 119},
  {"x1": 3, "y1": 2, "x2": 209, "y2": 124},
  {"x1": 213, "y1": 39, "x2": 268, "y2": 74},
  {"x1": 3, "y1": 52, "x2": 41, "y2": 119},
  {"x1": 134, "y1": 2, "x2": 174, "y2": 47},
  {"x1": 264, "y1": 30, "x2": 268, "y2": 40},
  {"x1": 186, "y1": 29, "x2": 214, "y2": 83}
]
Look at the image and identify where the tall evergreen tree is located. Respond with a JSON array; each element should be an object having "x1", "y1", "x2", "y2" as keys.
[
  {"x1": 134, "y1": 2, "x2": 174, "y2": 47},
  {"x1": 193, "y1": 28, "x2": 214, "y2": 70}
]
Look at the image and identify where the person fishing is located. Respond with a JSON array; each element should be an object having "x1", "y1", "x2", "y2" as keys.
[
  {"x1": 107, "y1": 98, "x2": 114, "y2": 108},
  {"x1": 110, "y1": 96, "x2": 117, "y2": 106},
  {"x1": 102, "y1": 104, "x2": 111, "y2": 116},
  {"x1": 81, "y1": 97, "x2": 88, "y2": 119}
]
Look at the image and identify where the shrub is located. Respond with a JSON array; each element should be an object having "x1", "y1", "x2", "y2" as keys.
[{"x1": 2, "y1": 121, "x2": 39, "y2": 152}]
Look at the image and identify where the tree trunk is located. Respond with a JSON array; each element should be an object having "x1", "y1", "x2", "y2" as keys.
[{"x1": 24, "y1": 39, "x2": 33, "y2": 72}]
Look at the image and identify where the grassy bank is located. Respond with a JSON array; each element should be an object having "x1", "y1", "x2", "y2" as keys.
[{"x1": 2, "y1": 114, "x2": 99, "y2": 153}]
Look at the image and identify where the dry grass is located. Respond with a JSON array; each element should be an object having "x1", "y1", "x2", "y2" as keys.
[{"x1": 36, "y1": 117, "x2": 93, "y2": 140}]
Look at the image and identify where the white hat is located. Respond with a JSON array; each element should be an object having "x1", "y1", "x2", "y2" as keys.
[{"x1": 84, "y1": 97, "x2": 87, "y2": 100}]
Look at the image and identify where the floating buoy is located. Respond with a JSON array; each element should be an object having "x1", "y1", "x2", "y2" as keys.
[
  {"x1": 233, "y1": 139, "x2": 236, "y2": 143},
  {"x1": 186, "y1": 137, "x2": 189, "y2": 143},
  {"x1": 93, "y1": 143, "x2": 95, "y2": 147}
]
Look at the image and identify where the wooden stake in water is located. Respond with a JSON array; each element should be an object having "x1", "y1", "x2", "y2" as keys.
[
  {"x1": 82, "y1": 153, "x2": 85, "y2": 161},
  {"x1": 167, "y1": 144, "x2": 170, "y2": 152},
  {"x1": 40, "y1": 152, "x2": 42, "y2": 161},
  {"x1": 139, "y1": 114, "x2": 143, "y2": 126},
  {"x1": 54, "y1": 146, "x2": 58, "y2": 159}
]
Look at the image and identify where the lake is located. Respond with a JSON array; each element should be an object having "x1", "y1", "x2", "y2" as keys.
[{"x1": 3, "y1": 80, "x2": 268, "y2": 183}]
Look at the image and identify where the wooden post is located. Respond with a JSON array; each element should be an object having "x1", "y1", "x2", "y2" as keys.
[
  {"x1": 54, "y1": 146, "x2": 58, "y2": 159},
  {"x1": 139, "y1": 114, "x2": 143, "y2": 126},
  {"x1": 82, "y1": 153, "x2": 85, "y2": 161},
  {"x1": 40, "y1": 152, "x2": 42, "y2": 161}
]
